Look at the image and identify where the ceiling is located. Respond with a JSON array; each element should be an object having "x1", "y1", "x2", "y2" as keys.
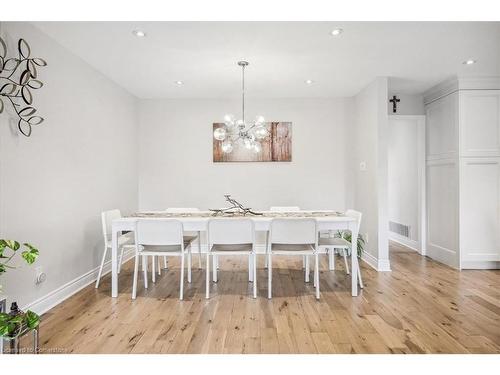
[{"x1": 33, "y1": 21, "x2": 500, "y2": 99}]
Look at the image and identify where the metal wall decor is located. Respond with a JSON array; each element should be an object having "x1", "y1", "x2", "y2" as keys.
[
  {"x1": 0, "y1": 36, "x2": 47, "y2": 137},
  {"x1": 209, "y1": 195, "x2": 263, "y2": 216}
]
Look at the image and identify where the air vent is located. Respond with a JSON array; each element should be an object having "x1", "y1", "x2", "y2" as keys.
[{"x1": 389, "y1": 221, "x2": 411, "y2": 239}]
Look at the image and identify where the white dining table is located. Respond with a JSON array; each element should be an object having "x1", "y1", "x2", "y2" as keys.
[{"x1": 110, "y1": 211, "x2": 360, "y2": 297}]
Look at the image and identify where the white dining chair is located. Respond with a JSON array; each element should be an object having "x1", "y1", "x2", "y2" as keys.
[
  {"x1": 165, "y1": 208, "x2": 202, "y2": 269},
  {"x1": 317, "y1": 209, "x2": 364, "y2": 288},
  {"x1": 267, "y1": 218, "x2": 320, "y2": 299},
  {"x1": 268, "y1": 206, "x2": 305, "y2": 269},
  {"x1": 206, "y1": 218, "x2": 256, "y2": 299},
  {"x1": 132, "y1": 219, "x2": 192, "y2": 300},
  {"x1": 95, "y1": 209, "x2": 135, "y2": 288}
]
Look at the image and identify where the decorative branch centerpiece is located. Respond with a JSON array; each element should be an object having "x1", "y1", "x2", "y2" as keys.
[
  {"x1": 0, "y1": 36, "x2": 47, "y2": 137},
  {"x1": 209, "y1": 195, "x2": 263, "y2": 216}
]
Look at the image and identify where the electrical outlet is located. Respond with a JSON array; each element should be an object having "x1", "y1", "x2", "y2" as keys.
[{"x1": 35, "y1": 266, "x2": 46, "y2": 285}]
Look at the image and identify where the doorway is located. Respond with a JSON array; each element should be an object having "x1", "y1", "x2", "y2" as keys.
[{"x1": 387, "y1": 115, "x2": 426, "y2": 255}]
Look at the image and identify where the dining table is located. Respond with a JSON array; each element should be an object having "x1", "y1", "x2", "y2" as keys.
[{"x1": 110, "y1": 210, "x2": 360, "y2": 297}]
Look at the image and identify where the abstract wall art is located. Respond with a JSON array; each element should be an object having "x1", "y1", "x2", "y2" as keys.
[{"x1": 213, "y1": 121, "x2": 292, "y2": 162}]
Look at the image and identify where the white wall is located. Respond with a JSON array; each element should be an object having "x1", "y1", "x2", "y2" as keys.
[
  {"x1": 349, "y1": 78, "x2": 390, "y2": 271},
  {"x1": 388, "y1": 117, "x2": 419, "y2": 246},
  {"x1": 0, "y1": 22, "x2": 138, "y2": 310},
  {"x1": 138, "y1": 98, "x2": 352, "y2": 211}
]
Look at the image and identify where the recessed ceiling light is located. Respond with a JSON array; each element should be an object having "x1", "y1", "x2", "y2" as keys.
[
  {"x1": 331, "y1": 28, "x2": 343, "y2": 36},
  {"x1": 132, "y1": 29, "x2": 146, "y2": 37},
  {"x1": 174, "y1": 80, "x2": 184, "y2": 85},
  {"x1": 305, "y1": 79, "x2": 314, "y2": 85},
  {"x1": 463, "y1": 59, "x2": 476, "y2": 65}
]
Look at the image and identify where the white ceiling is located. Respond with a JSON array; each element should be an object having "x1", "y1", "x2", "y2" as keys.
[{"x1": 33, "y1": 21, "x2": 500, "y2": 99}]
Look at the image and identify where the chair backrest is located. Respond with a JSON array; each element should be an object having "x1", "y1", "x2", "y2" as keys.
[
  {"x1": 135, "y1": 219, "x2": 184, "y2": 247},
  {"x1": 270, "y1": 218, "x2": 317, "y2": 245},
  {"x1": 102, "y1": 209, "x2": 122, "y2": 241},
  {"x1": 270, "y1": 206, "x2": 301, "y2": 212},
  {"x1": 208, "y1": 218, "x2": 254, "y2": 246},
  {"x1": 165, "y1": 207, "x2": 200, "y2": 213},
  {"x1": 345, "y1": 209, "x2": 362, "y2": 228}
]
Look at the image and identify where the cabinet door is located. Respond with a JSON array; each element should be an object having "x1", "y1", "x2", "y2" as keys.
[
  {"x1": 426, "y1": 92, "x2": 458, "y2": 161},
  {"x1": 460, "y1": 90, "x2": 500, "y2": 158},
  {"x1": 460, "y1": 157, "x2": 500, "y2": 265}
]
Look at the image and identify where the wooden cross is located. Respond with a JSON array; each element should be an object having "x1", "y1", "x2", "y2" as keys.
[{"x1": 389, "y1": 95, "x2": 400, "y2": 113}]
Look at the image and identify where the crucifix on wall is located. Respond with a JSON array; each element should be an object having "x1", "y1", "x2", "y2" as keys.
[{"x1": 389, "y1": 95, "x2": 400, "y2": 113}]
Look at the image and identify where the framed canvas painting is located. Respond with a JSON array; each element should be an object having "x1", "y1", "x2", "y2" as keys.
[{"x1": 213, "y1": 121, "x2": 292, "y2": 162}]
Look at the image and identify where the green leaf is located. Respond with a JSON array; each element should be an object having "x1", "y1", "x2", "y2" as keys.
[
  {"x1": 0, "y1": 323, "x2": 10, "y2": 337},
  {"x1": 5, "y1": 240, "x2": 20, "y2": 251},
  {"x1": 25, "y1": 310, "x2": 40, "y2": 329},
  {"x1": 0, "y1": 264, "x2": 5, "y2": 274},
  {"x1": 21, "y1": 248, "x2": 38, "y2": 264},
  {"x1": 0, "y1": 313, "x2": 10, "y2": 322}
]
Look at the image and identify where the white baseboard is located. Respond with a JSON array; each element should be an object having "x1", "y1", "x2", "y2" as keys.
[
  {"x1": 377, "y1": 258, "x2": 392, "y2": 272},
  {"x1": 389, "y1": 233, "x2": 420, "y2": 253},
  {"x1": 461, "y1": 261, "x2": 500, "y2": 270},
  {"x1": 360, "y1": 251, "x2": 391, "y2": 272},
  {"x1": 360, "y1": 251, "x2": 378, "y2": 270},
  {"x1": 22, "y1": 249, "x2": 135, "y2": 316}
]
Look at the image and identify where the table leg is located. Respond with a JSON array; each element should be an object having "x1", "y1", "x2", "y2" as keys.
[
  {"x1": 350, "y1": 221, "x2": 359, "y2": 297},
  {"x1": 111, "y1": 227, "x2": 119, "y2": 298}
]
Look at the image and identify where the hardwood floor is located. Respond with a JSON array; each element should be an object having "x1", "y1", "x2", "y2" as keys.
[{"x1": 35, "y1": 242, "x2": 500, "y2": 354}]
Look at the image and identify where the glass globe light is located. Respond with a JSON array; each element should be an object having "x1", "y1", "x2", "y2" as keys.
[
  {"x1": 221, "y1": 141, "x2": 233, "y2": 153},
  {"x1": 223, "y1": 114, "x2": 235, "y2": 125},
  {"x1": 213, "y1": 127, "x2": 226, "y2": 141},
  {"x1": 255, "y1": 115, "x2": 265, "y2": 125},
  {"x1": 236, "y1": 119, "x2": 245, "y2": 128},
  {"x1": 254, "y1": 126, "x2": 269, "y2": 139},
  {"x1": 253, "y1": 142, "x2": 262, "y2": 153}
]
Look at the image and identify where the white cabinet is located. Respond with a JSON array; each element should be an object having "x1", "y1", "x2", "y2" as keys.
[{"x1": 424, "y1": 78, "x2": 500, "y2": 269}]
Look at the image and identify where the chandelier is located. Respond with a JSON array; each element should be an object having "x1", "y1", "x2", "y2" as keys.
[{"x1": 213, "y1": 61, "x2": 268, "y2": 153}]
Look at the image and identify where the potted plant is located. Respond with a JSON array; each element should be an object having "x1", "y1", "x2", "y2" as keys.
[
  {"x1": 335, "y1": 230, "x2": 366, "y2": 258},
  {"x1": 0, "y1": 240, "x2": 40, "y2": 340}
]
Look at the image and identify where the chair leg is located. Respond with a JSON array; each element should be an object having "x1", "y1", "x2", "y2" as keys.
[
  {"x1": 213, "y1": 255, "x2": 218, "y2": 282},
  {"x1": 253, "y1": 253, "x2": 257, "y2": 299},
  {"x1": 157, "y1": 256, "x2": 161, "y2": 276},
  {"x1": 357, "y1": 260, "x2": 364, "y2": 288},
  {"x1": 264, "y1": 254, "x2": 268, "y2": 269},
  {"x1": 187, "y1": 249, "x2": 192, "y2": 283},
  {"x1": 302, "y1": 255, "x2": 306, "y2": 269},
  {"x1": 248, "y1": 254, "x2": 253, "y2": 282},
  {"x1": 342, "y1": 249, "x2": 350, "y2": 274},
  {"x1": 132, "y1": 254, "x2": 139, "y2": 299},
  {"x1": 198, "y1": 231, "x2": 202, "y2": 269},
  {"x1": 180, "y1": 253, "x2": 185, "y2": 300},
  {"x1": 313, "y1": 255, "x2": 317, "y2": 288},
  {"x1": 143, "y1": 255, "x2": 148, "y2": 289},
  {"x1": 268, "y1": 253, "x2": 272, "y2": 299},
  {"x1": 206, "y1": 253, "x2": 210, "y2": 299},
  {"x1": 118, "y1": 246, "x2": 125, "y2": 274},
  {"x1": 164, "y1": 256, "x2": 168, "y2": 269},
  {"x1": 95, "y1": 245, "x2": 108, "y2": 288},
  {"x1": 328, "y1": 248, "x2": 335, "y2": 271},
  {"x1": 152, "y1": 256, "x2": 156, "y2": 283},
  {"x1": 305, "y1": 256, "x2": 310, "y2": 283},
  {"x1": 315, "y1": 253, "x2": 320, "y2": 300}
]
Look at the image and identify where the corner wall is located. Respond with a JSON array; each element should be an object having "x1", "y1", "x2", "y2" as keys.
[{"x1": 349, "y1": 77, "x2": 390, "y2": 271}]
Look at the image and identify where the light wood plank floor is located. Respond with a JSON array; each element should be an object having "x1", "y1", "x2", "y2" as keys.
[{"x1": 35, "y1": 242, "x2": 500, "y2": 354}]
